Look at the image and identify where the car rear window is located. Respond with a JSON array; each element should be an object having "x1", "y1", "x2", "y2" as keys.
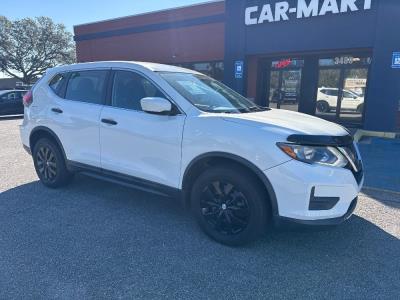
[{"x1": 49, "y1": 73, "x2": 68, "y2": 97}]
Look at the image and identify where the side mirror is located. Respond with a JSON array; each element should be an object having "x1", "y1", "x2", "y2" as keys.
[{"x1": 140, "y1": 97, "x2": 173, "y2": 115}]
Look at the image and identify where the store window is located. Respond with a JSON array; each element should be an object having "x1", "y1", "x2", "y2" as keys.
[
  {"x1": 176, "y1": 62, "x2": 224, "y2": 82},
  {"x1": 268, "y1": 58, "x2": 304, "y2": 112},
  {"x1": 316, "y1": 54, "x2": 371, "y2": 125}
]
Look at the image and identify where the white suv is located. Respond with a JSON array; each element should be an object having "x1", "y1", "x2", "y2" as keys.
[
  {"x1": 317, "y1": 88, "x2": 364, "y2": 113},
  {"x1": 20, "y1": 62, "x2": 364, "y2": 245}
]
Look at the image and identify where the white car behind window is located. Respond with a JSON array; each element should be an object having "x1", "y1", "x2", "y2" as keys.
[{"x1": 317, "y1": 88, "x2": 364, "y2": 113}]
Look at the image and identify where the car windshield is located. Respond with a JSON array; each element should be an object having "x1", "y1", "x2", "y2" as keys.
[{"x1": 159, "y1": 72, "x2": 268, "y2": 113}]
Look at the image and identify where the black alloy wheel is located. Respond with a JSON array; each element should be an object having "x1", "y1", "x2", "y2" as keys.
[
  {"x1": 200, "y1": 181, "x2": 250, "y2": 236},
  {"x1": 33, "y1": 138, "x2": 73, "y2": 188},
  {"x1": 191, "y1": 165, "x2": 270, "y2": 246},
  {"x1": 36, "y1": 146, "x2": 58, "y2": 183},
  {"x1": 316, "y1": 101, "x2": 330, "y2": 113}
]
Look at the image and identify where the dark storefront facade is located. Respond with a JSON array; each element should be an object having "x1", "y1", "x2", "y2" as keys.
[{"x1": 74, "y1": 0, "x2": 400, "y2": 132}]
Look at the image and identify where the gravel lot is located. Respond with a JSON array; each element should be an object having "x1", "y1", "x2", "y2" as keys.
[{"x1": 0, "y1": 117, "x2": 399, "y2": 299}]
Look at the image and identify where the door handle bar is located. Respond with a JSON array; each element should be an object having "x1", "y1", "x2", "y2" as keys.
[{"x1": 101, "y1": 118, "x2": 118, "y2": 125}]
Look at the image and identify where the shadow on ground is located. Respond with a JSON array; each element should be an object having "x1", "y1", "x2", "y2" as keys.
[
  {"x1": 0, "y1": 176, "x2": 399, "y2": 299},
  {"x1": 361, "y1": 187, "x2": 400, "y2": 209}
]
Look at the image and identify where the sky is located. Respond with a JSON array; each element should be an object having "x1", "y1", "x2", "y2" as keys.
[{"x1": 1, "y1": 0, "x2": 209, "y2": 33}]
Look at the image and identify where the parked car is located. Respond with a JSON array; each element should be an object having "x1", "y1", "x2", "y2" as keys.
[
  {"x1": 0, "y1": 90, "x2": 27, "y2": 116},
  {"x1": 317, "y1": 88, "x2": 364, "y2": 113},
  {"x1": 20, "y1": 62, "x2": 364, "y2": 245}
]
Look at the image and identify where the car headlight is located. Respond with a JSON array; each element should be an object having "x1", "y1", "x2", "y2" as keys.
[{"x1": 277, "y1": 143, "x2": 348, "y2": 168}]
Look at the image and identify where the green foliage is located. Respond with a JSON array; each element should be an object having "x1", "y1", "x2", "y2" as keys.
[{"x1": 0, "y1": 16, "x2": 75, "y2": 84}]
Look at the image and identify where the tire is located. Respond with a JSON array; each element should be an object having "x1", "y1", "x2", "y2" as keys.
[
  {"x1": 32, "y1": 138, "x2": 73, "y2": 188},
  {"x1": 316, "y1": 100, "x2": 330, "y2": 113},
  {"x1": 190, "y1": 165, "x2": 270, "y2": 246}
]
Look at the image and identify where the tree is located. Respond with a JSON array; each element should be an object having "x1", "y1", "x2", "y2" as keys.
[{"x1": 0, "y1": 16, "x2": 75, "y2": 84}]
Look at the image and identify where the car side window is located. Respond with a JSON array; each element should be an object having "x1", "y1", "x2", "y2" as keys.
[
  {"x1": 1, "y1": 92, "x2": 16, "y2": 101},
  {"x1": 0, "y1": 93, "x2": 9, "y2": 101},
  {"x1": 65, "y1": 70, "x2": 108, "y2": 105},
  {"x1": 326, "y1": 89, "x2": 338, "y2": 97},
  {"x1": 343, "y1": 91, "x2": 354, "y2": 98},
  {"x1": 112, "y1": 71, "x2": 165, "y2": 111},
  {"x1": 49, "y1": 73, "x2": 68, "y2": 97}
]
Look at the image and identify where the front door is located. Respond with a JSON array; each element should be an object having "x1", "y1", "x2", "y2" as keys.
[
  {"x1": 99, "y1": 70, "x2": 185, "y2": 188},
  {"x1": 267, "y1": 58, "x2": 304, "y2": 112},
  {"x1": 315, "y1": 55, "x2": 371, "y2": 125}
]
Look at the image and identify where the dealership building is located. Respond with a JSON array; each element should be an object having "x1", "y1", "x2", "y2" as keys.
[{"x1": 74, "y1": 0, "x2": 400, "y2": 132}]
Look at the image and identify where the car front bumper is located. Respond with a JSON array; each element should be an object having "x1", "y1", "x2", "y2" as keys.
[
  {"x1": 264, "y1": 159, "x2": 363, "y2": 225},
  {"x1": 274, "y1": 197, "x2": 358, "y2": 227}
]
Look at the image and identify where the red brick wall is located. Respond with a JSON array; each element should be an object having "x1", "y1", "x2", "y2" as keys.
[{"x1": 74, "y1": 2, "x2": 225, "y2": 64}]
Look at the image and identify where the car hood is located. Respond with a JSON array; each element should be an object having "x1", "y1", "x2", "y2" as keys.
[{"x1": 222, "y1": 109, "x2": 349, "y2": 137}]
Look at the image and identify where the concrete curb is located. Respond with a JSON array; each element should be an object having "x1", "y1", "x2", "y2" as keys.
[{"x1": 354, "y1": 129, "x2": 398, "y2": 142}]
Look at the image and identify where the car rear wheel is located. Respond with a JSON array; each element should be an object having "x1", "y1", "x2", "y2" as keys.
[
  {"x1": 191, "y1": 165, "x2": 270, "y2": 246},
  {"x1": 33, "y1": 138, "x2": 73, "y2": 188}
]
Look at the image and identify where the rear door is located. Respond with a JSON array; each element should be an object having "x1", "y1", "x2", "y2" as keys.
[
  {"x1": 99, "y1": 70, "x2": 185, "y2": 188},
  {"x1": 48, "y1": 69, "x2": 109, "y2": 168}
]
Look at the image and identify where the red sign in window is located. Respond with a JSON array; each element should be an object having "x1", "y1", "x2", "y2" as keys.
[{"x1": 275, "y1": 59, "x2": 292, "y2": 69}]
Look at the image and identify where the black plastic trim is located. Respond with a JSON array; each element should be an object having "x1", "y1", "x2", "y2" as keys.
[
  {"x1": 308, "y1": 187, "x2": 340, "y2": 211},
  {"x1": 23, "y1": 145, "x2": 31, "y2": 155},
  {"x1": 67, "y1": 161, "x2": 182, "y2": 199},
  {"x1": 287, "y1": 134, "x2": 354, "y2": 146},
  {"x1": 274, "y1": 197, "x2": 358, "y2": 227},
  {"x1": 183, "y1": 152, "x2": 279, "y2": 217}
]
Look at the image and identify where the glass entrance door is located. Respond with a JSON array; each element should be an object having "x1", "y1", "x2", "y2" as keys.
[
  {"x1": 341, "y1": 68, "x2": 368, "y2": 123},
  {"x1": 268, "y1": 58, "x2": 304, "y2": 112},
  {"x1": 316, "y1": 55, "x2": 371, "y2": 125},
  {"x1": 316, "y1": 69, "x2": 341, "y2": 121}
]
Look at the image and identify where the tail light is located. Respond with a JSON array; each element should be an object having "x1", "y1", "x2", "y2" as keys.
[{"x1": 23, "y1": 90, "x2": 33, "y2": 107}]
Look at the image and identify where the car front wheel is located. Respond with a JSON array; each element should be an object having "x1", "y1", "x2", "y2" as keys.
[
  {"x1": 191, "y1": 165, "x2": 270, "y2": 246},
  {"x1": 316, "y1": 100, "x2": 330, "y2": 113}
]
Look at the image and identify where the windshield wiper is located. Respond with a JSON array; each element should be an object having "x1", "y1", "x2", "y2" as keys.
[{"x1": 247, "y1": 106, "x2": 269, "y2": 112}]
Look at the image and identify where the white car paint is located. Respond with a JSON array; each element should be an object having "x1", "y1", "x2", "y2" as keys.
[
  {"x1": 20, "y1": 61, "x2": 363, "y2": 224},
  {"x1": 317, "y1": 88, "x2": 364, "y2": 112}
]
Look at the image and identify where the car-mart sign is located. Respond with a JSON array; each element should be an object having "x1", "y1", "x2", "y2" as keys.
[{"x1": 245, "y1": 0, "x2": 372, "y2": 25}]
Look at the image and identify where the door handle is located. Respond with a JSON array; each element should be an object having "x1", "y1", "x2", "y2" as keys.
[
  {"x1": 51, "y1": 108, "x2": 63, "y2": 114},
  {"x1": 101, "y1": 118, "x2": 118, "y2": 125}
]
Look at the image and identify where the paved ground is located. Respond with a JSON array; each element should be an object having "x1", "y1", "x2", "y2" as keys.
[{"x1": 0, "y1": 117, "x2": 399, "y2": 299}]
